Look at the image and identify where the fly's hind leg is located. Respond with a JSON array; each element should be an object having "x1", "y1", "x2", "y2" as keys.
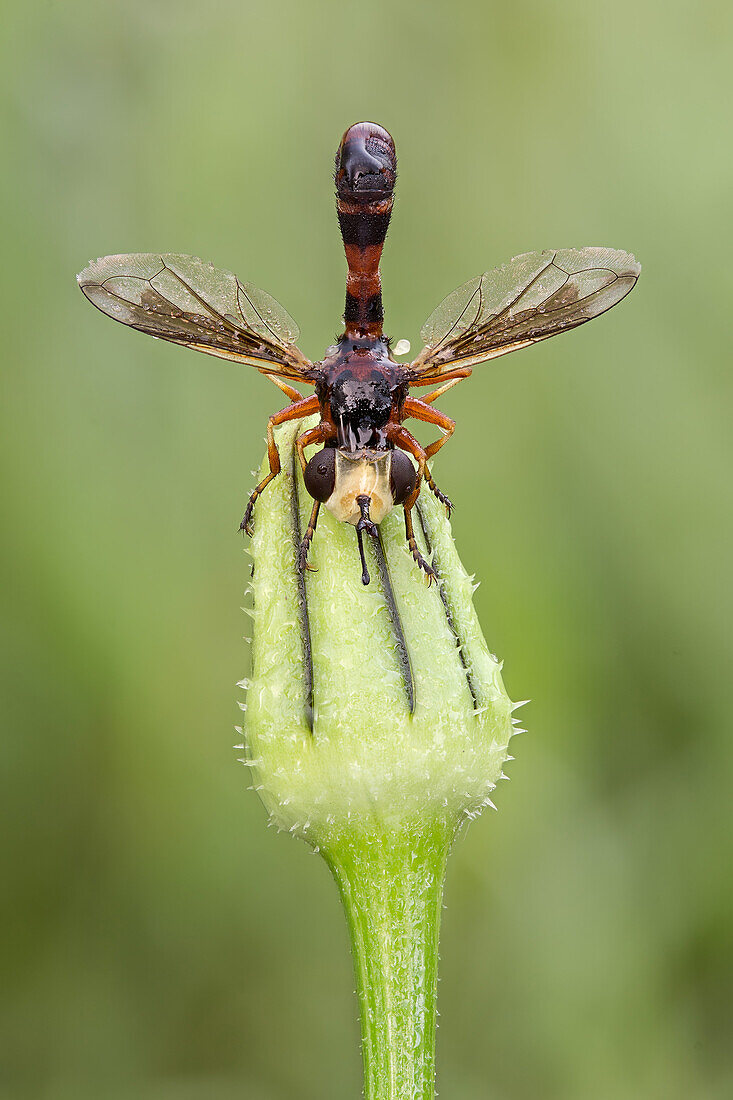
[{"x1": 239, "y1": 394, "x2": 319, "y2": 535}]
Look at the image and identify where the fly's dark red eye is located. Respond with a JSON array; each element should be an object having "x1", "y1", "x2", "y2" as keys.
[
  {"x1": 304, "y1": 448, "x2": 336, "y2": 502},
  {"x1": 390, "y1": 450, "x2": 417, "y2": 504}
]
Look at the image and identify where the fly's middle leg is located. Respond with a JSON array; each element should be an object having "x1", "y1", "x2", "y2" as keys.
[
  {"x1": 403, "y1": 396, "x2": 456, "y2": 516},
  {"x1": 424, "y1": 467, "x2": 453, "y2": 516}
]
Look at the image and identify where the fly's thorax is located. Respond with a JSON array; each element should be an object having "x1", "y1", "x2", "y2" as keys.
[
  {"x1": 329, "y1": 369, "x2": 392, "y2": 450},
  {"x1": 325, "y1": 449, "x2": 394, "y2": 526}
]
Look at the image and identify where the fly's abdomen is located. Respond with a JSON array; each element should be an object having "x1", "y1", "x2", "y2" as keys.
[{"x1": 334, "y1": 123, "x2": 396, "y2": 339}]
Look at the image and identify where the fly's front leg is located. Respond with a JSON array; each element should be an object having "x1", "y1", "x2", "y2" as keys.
[
  {"x1": 295, "y1": 422, "x2": 335, "y2": 571},
  {"x1": 298, "y1": 500, "x2": 321, "y2": 574},
  {"x1": 403, "y1": 396, "x2": 456, "y2": 515},
  {"x1": 239, "y1": 394, "x2": 319, "y2": 535},
  {"x1": 386, "y1": 424, "x2": 435, "y2": 583},
  {"x1": 295, "y1": 422, "x2": 334, "y2": 475}
]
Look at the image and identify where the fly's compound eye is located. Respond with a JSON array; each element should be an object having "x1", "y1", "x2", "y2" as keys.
[
  {"x1": 390, "y1": 450, "x2": 417, "y2": 505},
  {"x1": 304, "y1": 447, "x2": 336, "y2": 502}
]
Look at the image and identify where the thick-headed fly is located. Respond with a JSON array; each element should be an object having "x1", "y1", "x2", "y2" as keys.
[{"x1": 78, "y1": 122, "x2": 640, "y2": 584}]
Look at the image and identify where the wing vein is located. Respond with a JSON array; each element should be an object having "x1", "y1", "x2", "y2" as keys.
[
  {"x1": 161, "y1": 260, "x2": 241, "y2": 335},
  {"x1": 409, "y1": 247, "x2": 639, "y2": 378},
  {"x1": 78, "y1": 252, "x2": 314, "y2": 379},
  {"x1": 237, "y1": 280, "x2": 286, "y2": 347}
]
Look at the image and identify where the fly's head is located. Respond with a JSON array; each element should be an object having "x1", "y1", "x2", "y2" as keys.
[
  {"x1": 335, "y1": 122, "x2": 396, "y2": 204},
  {"x1": 304, "y1": 446, "x2": 416, "y2": 580}
]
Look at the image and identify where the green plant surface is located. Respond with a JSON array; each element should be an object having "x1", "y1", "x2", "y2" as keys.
[
  {"x1": 322, "y1": 824, "x2": 451, "y2": 1100},
  {"x1": 243, "y1": 418, "x2": 514, "y2": 838},
  {"x1": 242, "y1": 419, "x2": 516, "y2": 1097},
  {"x1": 4, "y1": 3, "x2": 733, "y2": 1098}
]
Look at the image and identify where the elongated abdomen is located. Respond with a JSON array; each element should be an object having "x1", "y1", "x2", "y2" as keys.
[{"x1": 334, "y1": 123, "x2": 396, "y2": 338}]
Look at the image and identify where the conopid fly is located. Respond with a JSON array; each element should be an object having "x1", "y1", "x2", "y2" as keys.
[{"x1": 78, "y1": 122, "x2": 639, "y2": 584}]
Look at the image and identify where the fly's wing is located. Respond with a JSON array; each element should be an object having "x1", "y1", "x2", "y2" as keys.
[
  {"x1": 78, "y1": 253, "x2": 313, "y2": 380},
  {"x1": 408, "y1": 248, "x2": 640, "y2": 378}
]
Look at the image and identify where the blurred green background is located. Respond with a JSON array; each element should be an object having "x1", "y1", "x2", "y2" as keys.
[{"x1": 2, "y1": 1, "x2": 732, "y2": 1097}]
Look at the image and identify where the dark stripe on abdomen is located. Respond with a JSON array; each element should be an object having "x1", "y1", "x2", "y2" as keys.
[
  {"x1": 344, "y1": 291, "x2": 383, "y2": 326},
  {"x1": 338, "y1": 210, "x2": 392, "y2": 249}
]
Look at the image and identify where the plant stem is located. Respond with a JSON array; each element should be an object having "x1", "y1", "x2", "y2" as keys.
[
  {"x1": 322, "y1": 820, "x2": 453, "y2": 1100},
  {"x1": 245, "y1": 420, "x2": 516, "y2": 1096}
]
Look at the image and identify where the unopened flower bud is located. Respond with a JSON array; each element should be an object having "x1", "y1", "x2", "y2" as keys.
[{"x1": 241, "y1": 417, "x2": 516, "y2": 847}]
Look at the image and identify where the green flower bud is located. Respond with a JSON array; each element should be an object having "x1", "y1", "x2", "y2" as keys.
[
  {"x1": 241, "y1": 417, "x2": 516, "y2": 840},
  {"x1": 239, "y1": 416, "x2": 521, "y2": 1099}
]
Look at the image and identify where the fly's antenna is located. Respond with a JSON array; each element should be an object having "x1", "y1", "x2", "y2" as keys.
[{"x1": 334, "y1": 122, "x2": 396, "y2": 339}]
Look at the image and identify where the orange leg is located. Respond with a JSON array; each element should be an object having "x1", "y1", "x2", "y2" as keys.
[
  {"x1": 404, "y1": 397, "x2": 455, "y2": 458},
  {"x1": 268, "y1": 375, "x2": 304, "y2": 403},
  {"x1": 295, "y1": 422, "x2": 337, "y2": 571},
  {"x1": 385, "y1": 424, "x2": 435, "y2": 582},
  {"x1": 295, "y1": 422, "x2": 336, "y2": 474},
  {"x1": 240, "y1": 394, "x2": 320, "y2": 534},
  {"x1": 402, "y1": 397, "x2": 456, "y2": 514},
  {"x1": 386, "y1": 424, "x2": 427, "y2": 506},
  {"x1": 419, "y1": 370, "x2": 471, "y2": 405},
  {"x1": 410, "y1": 367, "x2": 472, "y2": 401}
]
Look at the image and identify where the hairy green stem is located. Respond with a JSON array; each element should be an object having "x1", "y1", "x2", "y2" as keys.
[{"x1": 323, "y1": 822, "x2": 452, "y2": 1100}]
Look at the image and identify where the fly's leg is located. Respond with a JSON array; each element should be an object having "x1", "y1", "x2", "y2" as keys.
[
  {"x1": 295, "y1": 422, "x2": 336, "y2": 571},
  {"x1": 386, "y1": 423, "x2": 436, "y2": 582},
  {"x1": 240, "y1": 395, "x2": 320, "y2": 535},
  {"x1": 412, "y1": 368, "x2": 472, "y2": 405},
  {"x1": 403, "y1": 396, "x2": 457, "y2": 516},
  {"x1": 268, "y1": 375, "x2": 304, "y2": 403},
  {"x1": 404, "y1": 501, "x2": 435, "y2": 584},
  {"x1": 406, "y1": 372, "x2": 468, "y2": 510},
  {"x1": 298, "y1": 500, "x2": 321, "y2": 575},
  {"x1": 424, "y1": 468, "x2": 452, "y2": 516},
  {"x1": 295, "y1": 423, "x2": 335, "y2": 476},
  {"x1": 386, "y1": 424, "x2": 427, "y2": 508}
]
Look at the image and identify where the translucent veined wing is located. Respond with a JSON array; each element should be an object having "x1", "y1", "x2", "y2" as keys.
[
  {"x1": 77, "y1": 253, "x2": 313, "y2": 380},
  {"x1": 408, "y1": 248, "x2": 640, "y2": 378}
]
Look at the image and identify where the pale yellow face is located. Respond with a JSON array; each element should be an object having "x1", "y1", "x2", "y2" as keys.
[{"x1": 324, "y1": 450, "x2": 395, "y2": 526}]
